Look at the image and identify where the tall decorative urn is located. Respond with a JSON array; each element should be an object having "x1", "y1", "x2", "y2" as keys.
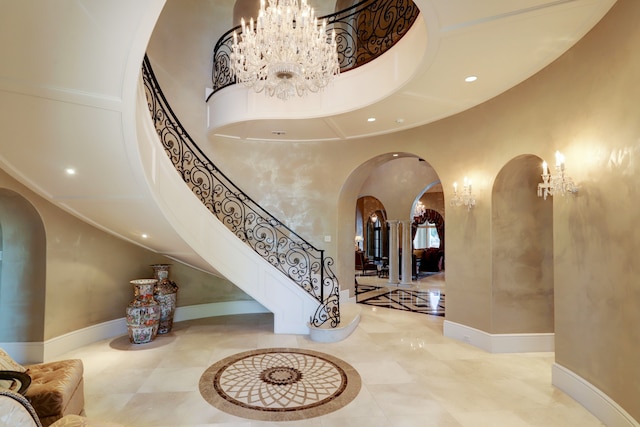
[
  {"x1": 151, "y1": 264, "x2": 179, "y2": 334},
  {"x1": 126, "y1": 279, "x2": 161, "y2": 344}
]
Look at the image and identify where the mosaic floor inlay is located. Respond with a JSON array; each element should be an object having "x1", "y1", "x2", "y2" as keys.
[{"x1": 199, "y1": 348, "x2": 361, "y2": 421}]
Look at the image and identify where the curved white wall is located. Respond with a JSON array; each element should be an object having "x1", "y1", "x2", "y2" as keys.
[{"x1": 206, "y1": 17, "x2": 428, "y2": 132}]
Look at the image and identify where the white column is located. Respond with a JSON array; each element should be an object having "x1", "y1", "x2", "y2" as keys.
[
  {"x1": 387, "y1": 220, "x2": 400, "y2": 284},
  {"x1": 401, "y1": 220, "x2": 413, "y2": 285}
]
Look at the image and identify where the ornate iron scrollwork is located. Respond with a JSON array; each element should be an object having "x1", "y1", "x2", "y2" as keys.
[
  {"x1": 209, "y1": 0, "x2": 420, "y2": 98},
  {"x1": 142, "y1": 56, "x2": 339, "y2": 328}
]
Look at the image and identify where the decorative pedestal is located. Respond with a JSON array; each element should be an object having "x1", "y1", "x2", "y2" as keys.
[
  {"x1": 126, "y1": 279, "x2": 161, "y2": 344},
  {"x1": 151, "y1": 264, "x2": 179, "y2": 334}
]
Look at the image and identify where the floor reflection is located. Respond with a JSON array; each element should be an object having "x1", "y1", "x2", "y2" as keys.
[{"x1": 355, "y1": 271, "x2": 445, "y2": 316}]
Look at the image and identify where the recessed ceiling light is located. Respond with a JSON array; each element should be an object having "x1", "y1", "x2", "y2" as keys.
[
  {"x1": 395, "y1": 118, "x2": 404, "y2": 124},
  {"x1": 65, "y1": 168, "x2": 76, "y2": 175},
  {"x1": 393, "y1": 153, "x2": 399, "y2": 157},
  {"x1": 367, "y1": 117, "x2": 376, "y2": 122},
  {"x1": 141, "y1": 234, "x2": 149, "y2": 239},
  {"x1": 465, "y1": 75, "x2": 478, "y2": 83}
]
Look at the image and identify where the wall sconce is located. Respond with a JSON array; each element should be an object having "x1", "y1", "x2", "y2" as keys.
[
  {"x1": 354, "y1": 235, "x2": 364, "y2": 251},
  {"x1": 414, "y1": 201, "x2": 426, "y2": 217},
  {"x1": 450, "y1": 176, "x2": 476, "y2": 211},
  {"x1": 537, "y1": 151, "x2": 578, "y2": 200},
  {"x1": 370, "y1": 213, "x2": 378, "y2": 223}
]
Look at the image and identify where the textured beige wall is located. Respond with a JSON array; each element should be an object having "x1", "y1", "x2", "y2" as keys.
[
  {"x1": 0, "y1": 169, "x2": 251, "y2": 341},
  {"x1": 548, "y1": 0, "x2": 640, "y2": 415},
  {"x1": 148, "y1": 0, "x2": 639, "y2": 419}
]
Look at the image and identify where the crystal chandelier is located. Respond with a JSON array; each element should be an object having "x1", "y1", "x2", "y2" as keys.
[
  {"x1": 230, "y1": 0, "x2": 340, "y2": 101},
  {"x1": 414, "y1": 201, "x2": 426, "y2": 217},
  {"x1": 537, "y1": 151, "x2": 578, "y2": 200},
  {"x1": 450, "y1": 176, "x2": 476, "y2": 211}
]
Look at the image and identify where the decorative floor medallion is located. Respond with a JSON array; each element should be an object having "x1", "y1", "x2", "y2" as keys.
[{"x1": 199, "y1": 348, "x2": 361, "y2": 421}]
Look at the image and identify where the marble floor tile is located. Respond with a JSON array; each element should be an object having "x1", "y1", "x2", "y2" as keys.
[
  {"x1": 138, "y1": 367, "x2": 207, "y2": 393},
  {"x1": 386, "y1": 413, "x2": 464, "y2": 427},
  {"x1": 83, "y1": 393, "x2": 134, "y2": 418},
  {"x1": 318, "y1": 416, "x2": 390, "y2": 427},
  {"x1": 85, "y1": 367, "x2": 157, "y2": 394},
  {"x1": 256, "y1": 333, "x2": 300, "y2": 348},
  {"x1": 350, "y1": 360, "x2": 413, "y2": 384},
  {"x1": 514, "y1": 405, "x2": 607, "y2": 427},
  {"x1": 155, "y1": 347, "x2": 215, "y2": 368},
  {"x1": 55, "y1": 308, "x2": 605, "y2": 426},
  {"x1": 451, "y1": 410, "x2": 534, "y2": 427},
  {"x1": 322, "y1": 385, "x2": 385, "y2": 419},
  {"x1": 367, "y1": 382, "x2": 449, "y2": 416}
]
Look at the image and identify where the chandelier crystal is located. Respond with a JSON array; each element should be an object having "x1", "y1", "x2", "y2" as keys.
[{"x1": 230, "y1": 0, "x2": 340, "y2": 100}]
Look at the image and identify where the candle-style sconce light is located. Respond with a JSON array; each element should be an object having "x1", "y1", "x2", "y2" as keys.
[
  {"x1": 450, "y1": 176, "x2": 476, "y2": 211},
  {"x1": 537, "y1": 151, "x2": 578, "y2": 200}
]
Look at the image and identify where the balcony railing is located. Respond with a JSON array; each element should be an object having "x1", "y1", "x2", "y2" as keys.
[
  {"x1": 209, "y1": 0, "x2": 420, "y2": 98},
  {"x1": 142, "y1": 56, "x2": 340, "y2": 328}
]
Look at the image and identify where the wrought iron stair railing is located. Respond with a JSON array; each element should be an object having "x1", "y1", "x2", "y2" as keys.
[
  {"x1": 142, "y1": 56, "x2": 340, "y2": 328},
  {"x1": 209, "y1": 0, "x2": 420, "y2": 98}
]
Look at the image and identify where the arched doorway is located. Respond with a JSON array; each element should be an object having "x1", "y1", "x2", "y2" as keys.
[{"x1": 338, "y1": 153, "x2": 445, "y2": 301}]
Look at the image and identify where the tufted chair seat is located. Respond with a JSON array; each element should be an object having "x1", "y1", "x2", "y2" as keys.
[{"x1": 24, "y1": 360, "x2": 85, "y2": 427}]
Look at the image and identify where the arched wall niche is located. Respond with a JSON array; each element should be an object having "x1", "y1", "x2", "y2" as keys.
[
  {"x1": 491, "y1": 155, "x2": 554, "y2": 334},
  {"x1": 0, "y1": 188, "x2": 46, "y2": 342}
]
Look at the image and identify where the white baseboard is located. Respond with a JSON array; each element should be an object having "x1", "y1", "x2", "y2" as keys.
[
  {"x1": 1, "y1": 300, "x2": 269, "y2": 364},
  {"x1": 552, "y1": 363, "x2": 639, "y2": 427},
  {"x1": 44, "y1": 318, "x2": 128, "y2": 362},
  {"x1": 443, "y1": 320, "x2": 555, "y2": 353}
]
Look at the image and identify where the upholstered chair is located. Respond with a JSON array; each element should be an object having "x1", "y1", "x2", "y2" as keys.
[
  {"x1": 1, "y1": 348, "x2": 120, "y2": 427},
  {"x1": 24, "y1": 359, "x2": 85, "y2": 427}
]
